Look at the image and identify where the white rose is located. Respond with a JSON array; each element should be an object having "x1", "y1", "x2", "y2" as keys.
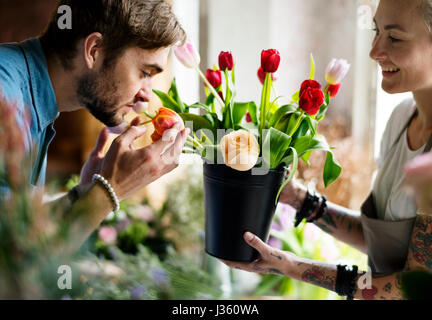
[{"x1": 220, "y1": 130, "x2": 260, "y2": 171}]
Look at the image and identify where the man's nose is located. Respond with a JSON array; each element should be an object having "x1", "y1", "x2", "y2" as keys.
[{"x1": 136, "y1": 86, "x2": 151, "y2": 102}]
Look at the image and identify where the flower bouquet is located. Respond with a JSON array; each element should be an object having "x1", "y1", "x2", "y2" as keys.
[{"x1": 135, "y1": 43, "x2": 349, "y2": 262}]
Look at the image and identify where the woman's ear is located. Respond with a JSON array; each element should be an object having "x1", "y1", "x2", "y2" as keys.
[{"x1": 83, "y1": 32, "x2": 103, "y2": 70}]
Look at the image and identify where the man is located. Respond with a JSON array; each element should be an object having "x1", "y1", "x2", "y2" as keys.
[{"x1": 0, "y1": 0, "x2": 189, "y2": 253}]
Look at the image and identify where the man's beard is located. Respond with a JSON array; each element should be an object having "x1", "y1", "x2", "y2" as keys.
[{"x1": 76, "y1": 67, "x2": 122, "y2": 127}]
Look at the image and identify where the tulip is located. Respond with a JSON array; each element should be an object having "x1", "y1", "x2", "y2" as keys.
[
  {"x1": 257, "y1": 67, "x2": 277, "y2": 85},
  {"x1": 108, "y1": 122, "x2": 128, "y2": 135},
  {"x1": 300, "y1": 80, "x2": 321, "y2": 96},
  {"x1": 218, "y1": 51, "x2": 234, "y2": 71},
  {"x1": 220, "y1": 130, "x2": 260, "y2": 171},
  {"x1": 261, "y1": 49, "x2": 281, "y2": 73},
  {"x1": 325, "y1": 58, "x2": 350, "y2": 85},
  {"x1": 245, "y1": 112, "x2": 252, "y2": 123},
  {"x1": 133, "y1": 101, "x2": 149, "y2": 114},
  {"x1": 325, "y1": 83, "x2": 342, "y2": 98},
  {"x1": 205, "y1": 69, "x2": 222, "y2": 88},
  {"x1": 174, "y1": 42, "x2": 224, "y2": 109},
  {"x1": 299, "y1": 87, "x2": 324, "y2": 116},
  {"x1": 151, "y1": 107, "x2": 184, "y2": 142},
  {"x1": 173, "y1": 42, "x2": 200, "y2": 69}
]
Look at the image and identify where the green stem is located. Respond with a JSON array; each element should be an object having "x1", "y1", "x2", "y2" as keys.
[
  {"x1": 259, "y1": 72, "x2": 272, "y2": 147},
  {"x1": 196, "y1": 67, "x2": 225, "y2": 111},
  {"x1": 139, "y1": 119, "x2": 153, "y2": 126},
  {"x1": 143, "y1": 111, "x2": 156, "y2": 119},
  {"x1": 187, "y1": 135, "x2": 204, "y2": 151}
]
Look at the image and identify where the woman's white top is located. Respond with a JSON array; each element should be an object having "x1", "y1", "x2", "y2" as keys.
[{"x1": 372, "y1": 98, "x2": 426, "y2": 221}]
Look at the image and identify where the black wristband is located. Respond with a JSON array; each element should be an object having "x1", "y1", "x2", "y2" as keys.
[
  {"x1": 335, "y1": 264, "x2": 358, "y2": 300},
  {"x1": 294, "y1": 190, "x2": 320, "y2": 227},
  {"x1": 309, "y1": 195, "x2": 327, "y2": 223}
]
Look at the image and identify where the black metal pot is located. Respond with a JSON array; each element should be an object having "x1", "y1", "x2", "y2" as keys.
[{"x1": 203, "y1": 163, "x2": 286, "y2": 262}]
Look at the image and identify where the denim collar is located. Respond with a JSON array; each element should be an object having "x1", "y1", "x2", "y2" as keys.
[{"x1": 19, "y1": 38, "x2": 59, "y2": 131}]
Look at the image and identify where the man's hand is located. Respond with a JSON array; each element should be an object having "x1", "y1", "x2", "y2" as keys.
[
  {"x1": 220, "y1": 232, "x2": 296, "y2": 276},
  {"x1": 99, "y1": 119, "x2": 189, "y2": 201},
  {"x1": 278, "y1": 177, "x2": 307, "y2": 210}
]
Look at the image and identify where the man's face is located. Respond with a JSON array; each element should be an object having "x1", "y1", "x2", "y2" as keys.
[{"x1": 77, "y1": 46, "x2": 170, "y2": 127}]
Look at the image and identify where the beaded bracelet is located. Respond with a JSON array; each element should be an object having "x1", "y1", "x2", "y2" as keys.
[{"x1": 92, "y1": 174, "x2": 120, "y2": 213}]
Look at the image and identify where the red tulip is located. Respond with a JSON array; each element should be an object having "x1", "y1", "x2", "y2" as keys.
[
  {"x1": 245, "y1": 112, "x2": 252, "y2": 123},
  {"x1": 261, "y1": 49, "x2": 281, "y2": 73},
  {"x1": 299, "y1": 87, "x2": 324, "y2": 116},
  {"x1": 300, "y1": 80, "x2": 321, "y2": 96},
  {"x1": 151, "y1": 107, "x2": 184, "y2": 142},
  {"x1": 205, "y1": 69, "x2": 222, "y2": 88},
  {"x1": 257, "y1": 67, "x2": 277, "y2": 85},
  {"x1": 325, "y1": 83, "x2": 342, "y2": 98},
  {"x1": 219, "y1": 51, "x2": 234, "y2": 71}
]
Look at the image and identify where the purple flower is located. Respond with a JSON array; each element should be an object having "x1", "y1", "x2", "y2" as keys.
[
  {"x1": 150, "y1": 267, "x2": 170, "y2": 287},
  {"x1": 130, "y1": 285, "x2": 147, "y2": 299},
  {"x1": 268, "y1": 237, "x2": 282, "y2": 249},
  {"x1": 116, "y1": 218, "x2": 132, "y2": 232}
]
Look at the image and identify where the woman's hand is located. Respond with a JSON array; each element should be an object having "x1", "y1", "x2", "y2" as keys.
[{"x1": 220, "y1": 232, "x2": 297, "y2": 276}]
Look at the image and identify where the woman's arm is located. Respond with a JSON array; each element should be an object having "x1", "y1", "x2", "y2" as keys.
[
  {"x1": 279, "y1": 179, "x2": 366, "y2": 253},
  {"x1": 222, "y1": 214, "x2": 432, "y2": 300}
]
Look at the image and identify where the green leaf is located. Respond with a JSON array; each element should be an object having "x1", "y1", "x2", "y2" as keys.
[
  {"x1": 301, "y1": 150, "x2": 312, "y2": 166},
  {"x1": 205, "y1": 93, "x2": 215, "y2": 106},
  {"x1": 247, "y1": 101, "x2": 258, "y2": 125},
  {"x1": 179, "y1": 113, "x2": 214, "y2": 132},
  {"x1": 305, "y1": 116, "x2": 318, "y2": 137},
  {"x1": 291, "y1": 91, "x2": 300, "y2": 104},
  {"x1": 275, "y1": 147, "x2": 298, "y2": 204},
  {"x1": 168, "y1": 78, "x2": 186, "y2": 113},
  {"x1": 262, "y1": 128, "x2": 292, "y2": 170},
  {"x1": 323, "y1": 151, "x2": 342, "y2": 187},
  {"x1": 309, "y1": 53, "x2": 316, "y2": 80},
  {"x1": 153, "y1": 89, "x2": 181, "y2": 113},
  {"x1": 232, "y1": 102, "x2": 250, "y2": 125},
  {"x1": 189, "y1": 103, "x2": 212, "y2": 113},
  {"x1": 269, "y1": 104, "x2": 297, "y2": 128}
]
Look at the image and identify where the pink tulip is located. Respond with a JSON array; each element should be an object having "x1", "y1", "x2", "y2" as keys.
[
  {"x1": 174, "y1": 42, "x2": 201, "y2": 69},
  {"x1": 108, "y1": 122, "x2": 128, "y2": 135},
  {"x1": 325, "y1": 58, "x2": 350, "y2": 85}
]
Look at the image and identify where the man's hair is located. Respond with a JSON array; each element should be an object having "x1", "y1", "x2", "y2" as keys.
[{"x1": 40, "y1": 0, "x2": 186, "y2": 69}]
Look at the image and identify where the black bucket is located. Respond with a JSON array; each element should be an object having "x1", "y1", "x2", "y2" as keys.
[{"x1": 203, "y1": 163, "x2": 286, "y2": 262}]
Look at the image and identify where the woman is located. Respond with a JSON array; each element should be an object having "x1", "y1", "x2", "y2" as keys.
[{"x1": 222, "y1": 0, "x2": 432, "y2": 300}]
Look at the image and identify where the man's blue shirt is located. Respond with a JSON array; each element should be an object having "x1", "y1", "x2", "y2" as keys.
[{"x1": 0, "y1": 38, "x2": 59, "y2": 192}]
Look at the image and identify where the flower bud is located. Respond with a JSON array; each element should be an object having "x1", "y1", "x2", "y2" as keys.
[
  {"x1": 133, "y1": 101, "x2": 149, "y2": 114},
  {"x1": 205, "y1": 69, "x2": 222, "y2": 88},
  {"x1": 108, "y1": 122, "x2": 128, "y2": 135},
  {"x1": 299, "y1": 87, "x2": 324, "y2": 116},
  {"x1": 325, "y1": 58, "x2": 350, "y2": 85},
  {"x1": 220, "y1": 130, "x2": 260, "y2": 171},
  {"x1": 174, "y1": 42, "x2": 201, "y2": 69},
  {"x1": 151, "y1": 107, "x2": 184, "y2": 142},
  {"x1": 325, "y1": 83, "x2": 342, "y2": 98},
  {"x1": 261, "y1": 49, "x2": 281, "y2": 73},
  {"x1": 218, "y1": 51, "x2": 234, "y2": 71}
]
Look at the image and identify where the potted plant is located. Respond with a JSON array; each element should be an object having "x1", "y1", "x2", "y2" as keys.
[{"x1": 132, "y1": 43, "x2": 349, "y2": 262}]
